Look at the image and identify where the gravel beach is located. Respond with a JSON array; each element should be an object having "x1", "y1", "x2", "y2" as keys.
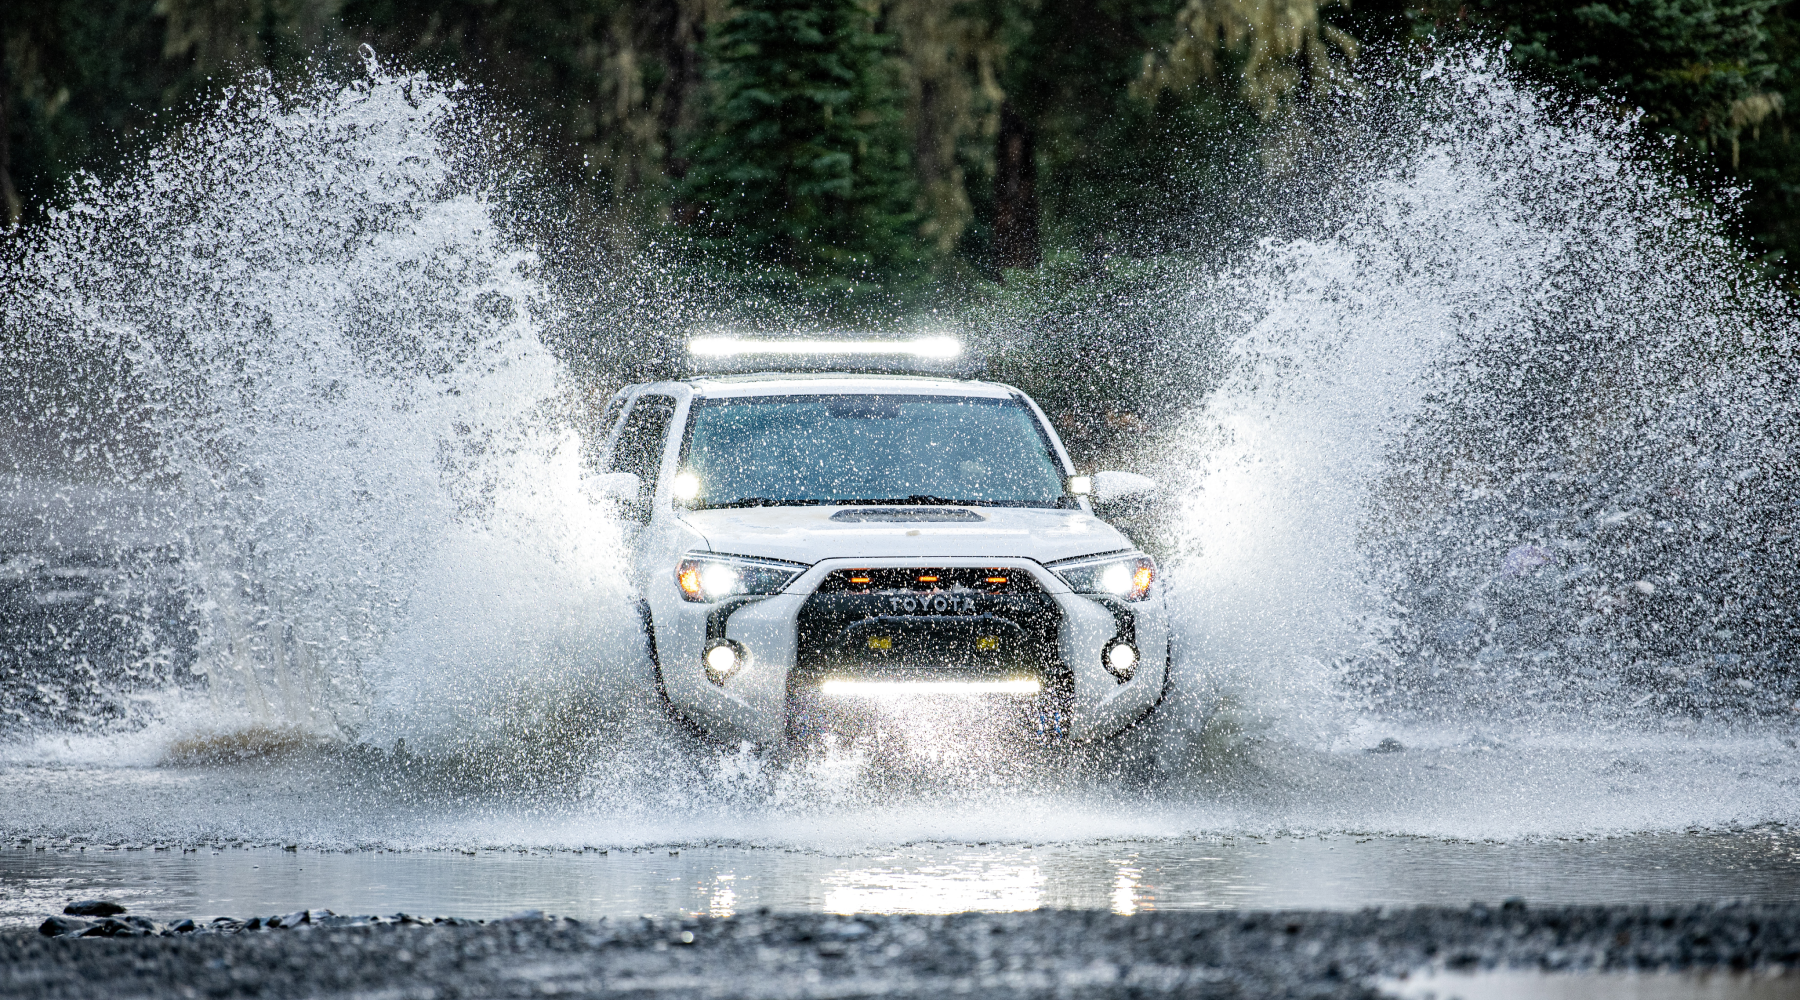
[{"x1": 5, "y1": 902, "x2": 1797, "y2": 998}]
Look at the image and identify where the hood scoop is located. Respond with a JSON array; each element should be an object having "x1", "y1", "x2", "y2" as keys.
[{"x1": 829, "y1": 507, "x2": 987, "y2": 523}]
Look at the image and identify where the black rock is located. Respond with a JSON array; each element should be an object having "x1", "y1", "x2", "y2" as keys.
[
  {"x1": 82, "y1": 916, "x2": 158, "y2": 937},
  {"x1": 64, "y1": 899, "x2": 126, "y2": 917},
  {"x1": 39, "y1": 916, "x2": 94, "y2": 937},
  {"x1": 1369, "y1": 738, "x2": 1406, "y2": 754},
  {"x1": 171, "y1": 919, "x2": 196, "y2": 933}
]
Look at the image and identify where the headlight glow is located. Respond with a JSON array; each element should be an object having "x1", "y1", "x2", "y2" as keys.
[
  {"x1": 1050, "y1": 551, "x2": 1157, "y2": 602},
  {"x1": 671, "y1": 471, "x2": 701, "y2": 503},
  {"x1": 699, "y1": 563, "x2": 739, "y2": 596},
  {"x1": 675, "y1": 553, "x2": 806, "y2": 603},
  {"x1": 1099, "y1": 564, "x2": 1133, "y2": 594}
]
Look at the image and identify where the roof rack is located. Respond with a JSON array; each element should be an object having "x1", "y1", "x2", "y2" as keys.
[{"x1": 682, "y1": 333, "x2": 976, "y2": 377}]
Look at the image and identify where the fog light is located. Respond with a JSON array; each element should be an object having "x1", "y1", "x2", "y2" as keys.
[
  {"x1": 1105, "y1": 641, "x2": 1138, "y2": 682},
  {"x1": 704, "y1": 642, "x2": 743, "y2": 684}
]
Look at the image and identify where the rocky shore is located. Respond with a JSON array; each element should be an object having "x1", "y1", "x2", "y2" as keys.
[{"x1": 4, "y1": 902, "x2": 1797, "y2": 998}]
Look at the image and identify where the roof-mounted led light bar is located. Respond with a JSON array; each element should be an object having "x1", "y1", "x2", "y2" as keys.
[{"x1": 687, "y1": 336, "x2": 962, "y2": 360}]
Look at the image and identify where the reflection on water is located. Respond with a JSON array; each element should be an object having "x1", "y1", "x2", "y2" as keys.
[
  {"x1": 822, "y1": 859, "x2": 1043, "y2": 914},
  {"x1": 4, "y1": 832, "x2": 1798, "y2": 926},
  {"x1": 708, "y1": 873, "x2": 738, "y2": 918},
  {"x1": 1112, "y1": 860, "x2": 1145, "y2": 915},
  {"x1": 1380, "y1": 968, "x2": 1800, "y2": 1000}
]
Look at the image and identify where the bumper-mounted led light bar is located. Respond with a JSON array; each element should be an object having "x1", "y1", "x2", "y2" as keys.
[{"x1": 819, "y1": 678, "x2": 1042, "y2": 697}]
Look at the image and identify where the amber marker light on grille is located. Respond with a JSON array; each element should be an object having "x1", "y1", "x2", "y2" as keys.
[
  {"x1": 820, "y1": 679, "x2": 1041, "y2": 697},
  {"x1": 985, "y1": 576, "x2": 1008, "y2": 584},
  {"x1": 849, "y1": 576, "x2": 871, "y2": 584},
  {"x1": 917, "y1": 575, "x2": 939, "y2": 583}
]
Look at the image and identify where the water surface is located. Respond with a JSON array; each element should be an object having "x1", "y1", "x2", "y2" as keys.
[{"x1": 5, "y1": 832, "x2": 1796, "y2": 926}]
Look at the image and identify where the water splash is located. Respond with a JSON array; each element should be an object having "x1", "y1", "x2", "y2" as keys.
[
  {"x1": 1133, "y1": 50, "x2": 1800, "y2": 755},
  {"x1": 1, "y1": 66, "x2": 648, "y2": 751},
  {"x1": 1, "y1": 49, "x2": 1797, "y2": 851}
]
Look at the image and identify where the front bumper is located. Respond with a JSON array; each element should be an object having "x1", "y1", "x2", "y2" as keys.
[{"x1": 650, "y1": 557, "x2": 1168, "y2": 746}]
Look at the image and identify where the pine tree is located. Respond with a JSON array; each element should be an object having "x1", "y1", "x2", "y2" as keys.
[{"x1": 680, "y1": 0, "x2": 922, "y2": 287}]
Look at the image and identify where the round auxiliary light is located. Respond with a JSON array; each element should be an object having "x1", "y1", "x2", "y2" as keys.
[
  {"x1": 705, "y1": 643, "x2": 742, "y2": 683},
  {"x1": 1105, "y1": 642, "x2": 1139, "y2": 681}
]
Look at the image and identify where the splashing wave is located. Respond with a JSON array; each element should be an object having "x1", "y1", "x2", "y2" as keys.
[{"x1": 0, "y1": 51, "x2": 1796, "y2": 849}]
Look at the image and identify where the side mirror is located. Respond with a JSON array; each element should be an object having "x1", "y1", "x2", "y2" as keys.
[
  {"x1": 588, "y1": 471, "x2": 643, "y2": 512},
  {"x1": 1086, "y1": 471, "x2": 1164, "y2": 559},
  {"x1": 1092, "y1": 471, "x2": 1157, "y2": 506},
  {"x1": 1090, "y1": 471, "x2": 1162, "y2": 556}
]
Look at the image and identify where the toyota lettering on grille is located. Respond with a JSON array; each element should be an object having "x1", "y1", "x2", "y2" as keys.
[{"x1": 887, "y1": 594, "x2": 978, "y2": 614}]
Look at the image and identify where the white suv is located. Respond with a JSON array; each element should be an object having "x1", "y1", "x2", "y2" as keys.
[{"x1": 591, "y1": 372, "x2": 1168, "y2": 748}]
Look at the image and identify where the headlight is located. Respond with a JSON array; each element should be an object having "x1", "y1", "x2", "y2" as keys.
[
  {"x1": 1050, "y1": 551, "x2": 1156, "y2": 602},
  {"x1": 675, "y1": 553, "x2": 807, "y2": 603}
]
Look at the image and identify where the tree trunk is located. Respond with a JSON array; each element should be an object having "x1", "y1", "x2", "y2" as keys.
[
  {"x1": 0, "y1": 83, "x2": 18, "y2": 228},
  {"x1": 993, "y1": 99, "x2": 1038, "y2": 271},
  {"x1": 652, "y1": 0, "x2": 705, "y2": 182}
]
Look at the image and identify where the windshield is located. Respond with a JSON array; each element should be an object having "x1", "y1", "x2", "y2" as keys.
[{"x1": 680, "y1": 393, "x2": 1068, "y2": 508}]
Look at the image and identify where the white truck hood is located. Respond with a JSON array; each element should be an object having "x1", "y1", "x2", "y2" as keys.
[{"x1": 677, "y1": 505, "x2": 1133, "y2": 565}]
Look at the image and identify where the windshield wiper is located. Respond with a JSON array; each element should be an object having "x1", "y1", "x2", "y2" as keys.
[
  {"x1": 693, "y1": 497, "x2": 821, "y2": 510},
  {"x1": 699, "y1": 495, "x2": 1049, "y2": 510},
  {"x1": 837, "y1": 495, "x2": 977, "y2": 506}
]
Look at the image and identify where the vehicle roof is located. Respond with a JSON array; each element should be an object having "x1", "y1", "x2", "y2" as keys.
[{"x1": 678, "y1": 372, "x2": 1018, "y2": 399}]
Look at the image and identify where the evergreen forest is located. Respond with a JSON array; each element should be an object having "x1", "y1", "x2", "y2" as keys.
[{"x1": 6, "y1": 1, "x2": 1800, "y2": 301}]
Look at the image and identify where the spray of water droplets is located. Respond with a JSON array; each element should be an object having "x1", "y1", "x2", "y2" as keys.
[{"x1": 0, "y1": 50, "x2": 1796, "y2": 850}]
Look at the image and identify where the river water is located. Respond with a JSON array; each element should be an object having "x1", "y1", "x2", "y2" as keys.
[
  {"x1": 2, "y1": 50, "x2": 1797, "y2": 926},
  {"x1": 6, "y1": 832, "x2": 1799, "y2": 927}
]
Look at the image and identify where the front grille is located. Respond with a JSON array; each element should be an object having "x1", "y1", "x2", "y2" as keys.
[
  {"x1": 794, "y1": 567, "x2": 1064, "y2": 683},
  {"x1": 813, "y1": 567, "x2": 1038, "y2": 596},
  {"x1": 788, "y1": 566, "x2": 1072, "y2": 741}
]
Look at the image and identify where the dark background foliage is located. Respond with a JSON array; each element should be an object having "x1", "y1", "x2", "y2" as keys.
[{"x1": 12, "y1": 1, "x2": 1800, "y2": 290}]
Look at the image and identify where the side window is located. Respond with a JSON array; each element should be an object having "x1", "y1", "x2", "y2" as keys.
[
  {"x1": 609, "y1": 394, "x2": 678, "y2": 495},
  {"x1": 598, "y1": 394, "x2": 628, "y2": 440},
  {"x1": 589, "y1": 392, "x2": 630, "y2": 471}
]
